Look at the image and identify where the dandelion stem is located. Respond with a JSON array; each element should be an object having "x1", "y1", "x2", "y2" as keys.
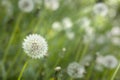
[
  {"x1": 74, "y1": 30, "x2": 89, "y2": 62},
  {"x1": 18, "y1": 61, "x2": 28, "y2": 80},
  {"x1": 86, "y1": 61, "x2": 95, "y2": 80},
  {"x1": 111, "y1": 62, "x2": 120, "y2": 80},
  {"x1": 79, "y1": 43, "x2": 89, "y2": 61},
  {"x1": 75, "y1": 38, "x2": 82, "y2": 61}
]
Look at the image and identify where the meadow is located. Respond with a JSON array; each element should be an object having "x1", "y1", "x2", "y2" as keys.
[{"x1": 0, "y1": 0, "x2": 120, "y2": 80}]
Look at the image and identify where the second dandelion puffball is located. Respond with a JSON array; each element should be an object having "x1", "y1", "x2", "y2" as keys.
[
  {"x1": 22, "y1": 34, "x2": 48, "y2": 59},
  {"x1": 67, "y1": 62, "x2": 85, "y2": 78},
  {"x1": 18, "y1": 0, "x2": 34, "y2": 12}
]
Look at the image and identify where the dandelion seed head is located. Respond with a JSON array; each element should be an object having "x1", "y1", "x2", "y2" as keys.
[
  {"x1": 111, "y1": 26, "x2": 120, "y2": 36},
  {"x1": 78, "y1": 17, "x2": 91, "y2": 27},
  {"x1": 67, "y1": 62, "x2": 85, "y2": 78},
  {"x1": 18, "y1": 0, "x2": 34, "y2": 12},
  {"x1": 62, "y1": 17, "x2": 73, "y2": 30},
  {"x1": 80, "y1": 55, "x2": 93, "y2": 66},
  {"x1": 103, "y1": 55, "x2": 118, "y2": 69},
  {"x1": 96, "y1": 54, "x2": 118, "y2": 69},
  {"x1": 111, "y1": 37, "x2": 120, "y2": 46},
  {"x1": 93, "y1": 3, "x2": 108, "y2": 16},
  {"x1": 52, "y1": 21, "x2": 62, "y2": 32},
  {"x1": 44, "y1": 0, "x2": 59, "y2": 11},
  {"x1": 66, "y1": 31, "x2": 75, "y2": 40},
  {"x1": 96, "y1": 55, "x2": 105, "y2": 65},
  {"x1": 2, "y1": 0, "x2": 13, "y2": 17},
  {"x1": 22, "y1": 34, "x2": 48, "y2": 59}
]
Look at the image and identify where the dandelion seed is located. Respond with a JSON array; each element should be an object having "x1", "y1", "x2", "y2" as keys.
[
  {"x1": 18, "y1": 0, "x2": 34, "y2": 12},
  {"x1": 22, "y1": 34, "x2": 48, "y2": 59},
  {"x1": 93, "y1": 3, "x2": 108, "y2": 16},
  {"x1": 67, "y1": 62, "x2": 85, "y2": 78},
  {"x1": 58, "y1": 48, "x2": 66, "y2": 58},
  {"x1": 54, "y1": 66, "x2": 61, "y2": 71}
]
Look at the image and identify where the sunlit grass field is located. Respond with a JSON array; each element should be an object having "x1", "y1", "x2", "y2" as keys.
[{"x1": 0, "y1": 0, "x2": 120, "y2": 80}]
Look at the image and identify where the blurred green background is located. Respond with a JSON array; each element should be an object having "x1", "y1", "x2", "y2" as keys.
[{"x1": 0, "y1": 0, "x2": 120, "y2": 80}]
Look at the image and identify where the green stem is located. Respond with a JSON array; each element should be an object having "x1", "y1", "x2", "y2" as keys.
[
  {"x1": 86, "y1": 61, "x2": 95, "y2": 80},
  {"x1": 75, "y1": 38, "x2": 82, "y2": 61},
  {"x1": 79, "y1": 43, "x2": 89, "y2": 61},
  {"x1": 75, "y1": 43, "x2": 89, "y2": 61},
  {"x1": 18, "y1": 61, "x2": 28, "y2": 80},
  {"x1": 111, "y1": 62, "x2": 120, "y2": 80}
]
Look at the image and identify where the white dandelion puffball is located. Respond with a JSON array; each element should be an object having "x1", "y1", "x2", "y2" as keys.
[
  {"x1": 18, "y1": 0, "x2": 34, "y2": 12},
  {"x1": 96, "y1": 55, "x2": 105, "y2": 65},
  {"x1": 52, "y1": 21, "x2": 63, "y2": 32},
  {"x1": 111, "y1": 26, "x2": 120, "y2": 36},
  {"x1": 96, "y1": 35, "x2": 106, "y2": 44},
  {"x1": 2, "y1": 0, "x2": 13, "y2": 17},
  {"x1": 93, "y1": 3, "x2": 108, "y2": 16},
  {"x1": 78, "y1": 17, "x2": 91, "y2": 27},
  {"x1": 103, "y1": 55, "x2": 118, "y2": 69},
  {"x1": 66, "y1": 31, "x2": 75, "y2": 40},
  {"x1": 67, "y1": 62, "x2": 85, "y2": 78},
  {"x1": 44, "y1": 0, "x2": 59, "y2": 11},
  {"x1": 62, "y1": 17, "x2": 73, "y2": 30},
  {"x1": 80, "y1": 55, "x2": 93, "y2": 66},
  {"x1": 111, "y1": 37, "x2": 120, "y2": 46},
  {"x1": 22, "y1": 34, "x2": 48, "y2": 59}
]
